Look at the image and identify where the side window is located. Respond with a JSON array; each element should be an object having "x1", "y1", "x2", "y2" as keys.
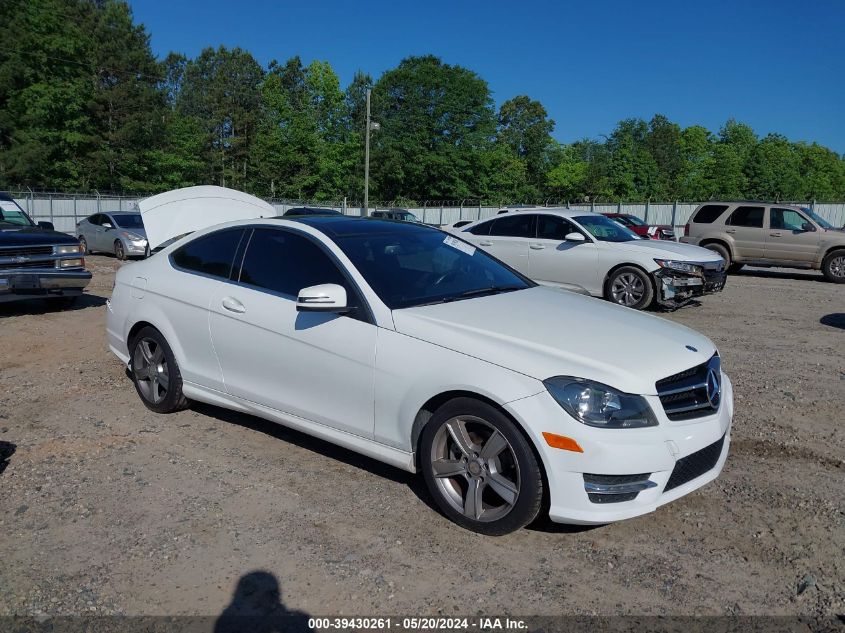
[
  {"x1": 537, "y1": 215, "x2": 578, "y2": 240},
  {"x1": 692, "y1": 204, "x2": 729, "y2": 224},
  {"x1": 727, "y1": 206, "x2": 764, "y2": 228},
  {"x1": 101, "y1": 215, "x2": 114, "y2": 228},
  {"x1": 489, "y1": 214, "x2": 535, "y2": 238},
  {"x1": 171, "y1": 228, "x2": 245, "y2": 279},
  {"x1": 238, "y1": 228, "x2": 350, "y2": 299},
  {"x1": 467, "y1": 220, "x2": 493, "y2": 235},
  {"x1": 770, "y1": 208, "x2": 807, "y2": 231},
  {"x1": 88, "y1": 214, "x2": 102, "y2": 226}
]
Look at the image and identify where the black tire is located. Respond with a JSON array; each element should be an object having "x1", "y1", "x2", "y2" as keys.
[
  {"x1": 727, "y1": 263, "x2": 744, "y2": 273},
  {"x1": 114, "y1": 240, "x2": 126, "y2": 261},
  {"x1": 129, "y1": 326, "x2": 189, "y2": 413},
  {"x1": 703, "y1": 242, "x2": 732, "y2": 269},
  {"x1": 604, "y1": 266, "x2": 655, "y2": 310},
  {"x1": 78, "y1": 236, "x2": 89, "y2": 255},
  {"x1": 420, "y1": 397, "x2": 543, "y2": 536},
  {"x1": 822, "y1": 249, "x2": 845, "y2": 283}
]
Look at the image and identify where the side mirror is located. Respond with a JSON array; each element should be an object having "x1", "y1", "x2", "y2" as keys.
[
  {"x1": 801, "y1": 222, "x2": 815, "y2": 232},
  {"x1": 296, "y1": 283, "x2": 349, "y2": 313},
  {"x1": 565, "y1": 232, "x2": 586, "y2": 242},
  {"x1": 103, "y1": 223, "x2": 113, "y2": 229},
  {"x1": 37, "y1": 221, "x2": 54, "y2": 230}
]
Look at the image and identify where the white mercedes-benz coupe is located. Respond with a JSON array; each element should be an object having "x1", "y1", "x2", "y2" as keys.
[
  {"x1": 453, "y1": 208, "x2": 727, "y2": 310},
  {"x1": 107, "y1": 186, "x2": 733, "y2": 535}
]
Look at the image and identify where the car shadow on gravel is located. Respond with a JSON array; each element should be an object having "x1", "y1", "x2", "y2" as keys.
[
  {"x1": 215, "y1": 571, "x2": 313, "y2": 633},
  {"x1": 0, "y1": 293, "x2": 107, "y2": 317},
  {"x1": 0, "y1": 441, "x2": 15, "y2": 476},
  {"x1": 820, "y1": 313, "x2": 845, "y2": 330},
  {"x1": 189, "y1": 402, "x2": 443, "y2": 516},
  {"x1": 734, "y1": 268, "x2": 826, "y2": 282}
]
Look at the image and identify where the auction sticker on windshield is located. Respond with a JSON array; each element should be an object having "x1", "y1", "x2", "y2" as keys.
[{"x1": 443, "y1": 235, "x2": 476, "y2": 256}]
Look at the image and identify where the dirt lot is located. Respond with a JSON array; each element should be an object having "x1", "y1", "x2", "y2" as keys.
[{"x1": 0, "y1": 256, "x2": 843, "y2": 619}]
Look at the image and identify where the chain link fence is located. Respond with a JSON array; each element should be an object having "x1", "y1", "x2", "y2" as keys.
[{"x1": 6, "y1": 189, "x2": 845, "y2": 236}]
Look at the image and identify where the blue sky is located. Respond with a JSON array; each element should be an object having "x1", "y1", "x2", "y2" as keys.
[{"x1": 130, "y1": 0, "x2": 845, "y2": 152}]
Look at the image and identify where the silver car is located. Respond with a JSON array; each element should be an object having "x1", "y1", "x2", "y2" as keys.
[{"x1": 76, "y1": 212, "x2": 148, "y2": 260}]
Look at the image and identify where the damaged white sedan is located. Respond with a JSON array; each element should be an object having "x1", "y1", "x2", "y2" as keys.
[
  {"x1": 107, "y1": 186, "x2": 732, "y2": 535},
  {"x1": 455, "y1": 208, "x2": 726, "y2": 310}
]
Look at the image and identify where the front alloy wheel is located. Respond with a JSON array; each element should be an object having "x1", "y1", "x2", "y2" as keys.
[
  {"x1": 606, "y1": 266, "x2": 654, "y2": 310},
  {"x1": 421, "y1": 398, "x2": 543, "y2": 535},
  {"x1": 115, "y1": 240, "x2": 126, "y2": 261},
  {"x1": 822, "y1": 251, "x2": 845, "y2": 284}
]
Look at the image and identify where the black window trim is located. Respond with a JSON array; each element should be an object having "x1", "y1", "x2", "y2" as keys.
[{"x1": 232, "y1": 224, "x2": 375, "y2": 325}]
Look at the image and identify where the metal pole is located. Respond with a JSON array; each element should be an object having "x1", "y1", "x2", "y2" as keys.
[
  {"x1": 671, "y1": 200, "x2": 678, "y2": 241},
  {"x1": 363, "y1": 88, "x2": 371, "y2": 217}
]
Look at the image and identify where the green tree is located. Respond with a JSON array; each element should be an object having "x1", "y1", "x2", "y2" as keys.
[{"x1": 497, "y1": 96, "x2": 554, "y2": 190}]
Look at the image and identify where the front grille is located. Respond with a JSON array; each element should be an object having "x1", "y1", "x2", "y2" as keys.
[
  {"x1": 584, "y1": 473, "x2": 650, "y2": 486},
  {"x1": 0, "y1": 259, "x2": 56, "y2": 270},
  {"x1": 664, "y1": 434, "x2": 725, "y2": 492},
  {"x1": 0, "y1": 246, "x2": 54, "y2": 257},
  {"x1": 656, "y1": 354, "x2": 721, "y2": 420}
]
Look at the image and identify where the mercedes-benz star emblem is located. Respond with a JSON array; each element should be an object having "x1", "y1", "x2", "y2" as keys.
[{"x1": 705, "y1": 367, "x2": 721, "y2": 408}]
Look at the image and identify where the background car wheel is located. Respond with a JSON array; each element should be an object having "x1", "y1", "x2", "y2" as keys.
[
  {"x1": 129, "y1": 327, "x2": 189, "y2": 413},
  {"x1": 114, "y1": 240, "x2": 126, "y2": 261},
  {"x1": 605, "y1": 266, "x2": 654, "y2": 310},
  {"x1": 728, "y1": 263, "x2": 745, "y2": 273},
  {"x1": 78, "y1": 236, "x2": 89, "y2": 254},
  {"x1": 704, "y1": 243, "x2": 732, "y2": 270},
  {"x1": 420, "y1": 397, "x2": 543, "y2": 536},
  {"x1": 822, "y1": 250, "x2": 845, "y2": 283}
]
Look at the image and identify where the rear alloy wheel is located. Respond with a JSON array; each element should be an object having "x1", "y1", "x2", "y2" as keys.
[
  {"x1": 605, "y1": 266, "x2": 654, "y2": 310},
  {"x1": 704, "y1": 243, "x2": 732, "y2": 270},
  {"x1": 822, "y1": 250, "x2": 845, "y2": 283},
  {"x1": 130, "y1": 327, "x2": 188, "y2": 413},
  {"x1": 114, "y1": 240, "x2": 126, "y2": 261},
  {"x1": 421, "y1": 398, "x2": 543, "y2": 535}
]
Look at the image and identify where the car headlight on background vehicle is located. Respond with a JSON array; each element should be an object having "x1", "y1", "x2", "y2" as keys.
[
  {"x1": 54, "y1": 244, "x2": 81, "y2": 255},
  {"x1": 654, "y1": 259, "x2": 703, "y2": 274},
  {"x1": 543, "y1": 376, "x2": 658, "y2": 428},
  {"x1": 121, "y1": 231, "x2": 146, "y2": 242}
]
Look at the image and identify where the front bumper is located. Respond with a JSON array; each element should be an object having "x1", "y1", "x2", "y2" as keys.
[
  {"x1": 505, "y1": 373, "x2": 733, "y2": 524},
  {"x1": 0, "y1": 269, "x2": 92, "y2": 303},
  {"x1": 654, "y1": 267, "x2": 726, "y2": 307}
]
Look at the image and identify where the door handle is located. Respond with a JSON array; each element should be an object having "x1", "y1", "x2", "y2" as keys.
[
  {"x1": 479, "y1": 241, "x2": 493, "y2": 246},
  {"x1": 725, "y1": 229, "x2": 736, "y2": 234},
  {"x1": 221, "y1": 296, "x2": 246, "y2": 314},
  {"x1": 529, "y1": 243, "x2": 545, "y2": 250},
  {"x1": 769, "y1": 232, "x2": 782, "y2": 237}
]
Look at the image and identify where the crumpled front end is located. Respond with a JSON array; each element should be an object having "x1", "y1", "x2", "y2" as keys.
[{"x1": 654, "y1": 260, "x2": 726, "y2": 308}]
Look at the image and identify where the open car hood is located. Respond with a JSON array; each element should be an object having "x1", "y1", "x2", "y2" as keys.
[{"x1": 139, "y1": 186, "x2": 275, "y2": 249}]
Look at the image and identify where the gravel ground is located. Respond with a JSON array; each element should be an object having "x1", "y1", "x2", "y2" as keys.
[{"x1": 0, "y1": 256, "x2": 843, "y2": 619}]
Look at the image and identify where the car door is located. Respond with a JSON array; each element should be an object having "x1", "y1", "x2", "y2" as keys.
[
  {"x1": 528, "y1": 214, "x2": 601, "y2": 294},
  {"x1": 87, "y1": 214, "x2": 106, "y2": 250},
  {"x1": 462, "y1": 214, "x2": 533, "y2": 274},
  {"x1": 208, "y1": 226, "x2": 377, "y2": 439},
  {"x1": 724, "y1": 206, "x2": 766, "y2": 259},
  {"x1": 766, "y1": 207, "x2": 820, "y2": 263}
]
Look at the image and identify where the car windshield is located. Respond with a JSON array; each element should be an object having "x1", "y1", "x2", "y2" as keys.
[
  {"x1": 623, "y1": 215, "x2": 646, "y2": 226},
  {"x1": 0, "y1": 201, "x2": 35, "y2": 226},
  {"x1": 334, "y1": 226, "x2": 532, "y2": 309},
  {"x1": 575, "y1": 215, "x2": 640, "y2": 242},
  {"x1": 800, "y1": 208, "x2": 834, "y2": 229},
  {"x1": 112, "y1": 214, "x2": 144, "y2": 229}
]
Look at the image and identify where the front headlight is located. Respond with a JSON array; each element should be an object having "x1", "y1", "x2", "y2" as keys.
[
  {"x1": 121, "y1": 231, "x2": 145, "y2": 242},
  {"x1": 55, "y1": 244, "x2": 81, "y2": 255},
  {"x1": 654, "y1": 259, "x2": 703, "y2": 274},
  {"x1": 543, "y1": 376, "x2": 658, "y2": 429},
  {"x1": 59, "y1": 258, "x2": 84, "y2": 268}
]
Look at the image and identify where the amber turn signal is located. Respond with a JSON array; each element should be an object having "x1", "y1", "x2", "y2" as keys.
[{"x1": 542, "y1": 432, "x2": 584, "y2": 453}]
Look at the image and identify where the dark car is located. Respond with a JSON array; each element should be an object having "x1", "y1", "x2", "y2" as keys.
[
  {"x1": 370, "y1": 208, "x2": 419, "y2": 222},
  {"x1": 281, "y1": 207, "x2": 343, "y2": 217},
  {"x1": 603, "y1": 213, "x2": 675, "y2": 240},
  {"x1": 0, "y1": 193, "x2": 92, "y2": 306}
]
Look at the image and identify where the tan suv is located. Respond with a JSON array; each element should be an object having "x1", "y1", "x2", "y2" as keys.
[{"x1": 681, "y1": 202, "x2": 845, "y2": 283}]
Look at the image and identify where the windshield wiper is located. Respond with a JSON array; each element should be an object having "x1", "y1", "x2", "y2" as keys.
[{"x1": 413, "y1": 285, "x2": 524, "y2": 307}]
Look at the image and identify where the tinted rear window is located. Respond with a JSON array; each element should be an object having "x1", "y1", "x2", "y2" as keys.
[
  {"x1": 692, "y1": 205, "x2": 729, "y2": 224},
  {"x1": 727, "y1": 206, "x2": 764, "y2": 228},
  {"x1": 489, "y1": 214, "x2": 535, "y2": 238},
  {"x1": 171, "y1": 228, "x2": 244, "y2": 279}
]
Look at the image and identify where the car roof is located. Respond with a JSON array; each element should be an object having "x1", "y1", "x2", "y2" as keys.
[
  {"x1": 490, "y1": 207, "x2": 602, "y2": 219},
  {"x1": 289, "y1": 215, "x2": 439, "y2": 238}
]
